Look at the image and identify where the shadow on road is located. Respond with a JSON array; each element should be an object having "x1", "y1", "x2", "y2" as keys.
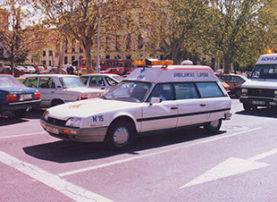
[
  {"x1": 23, "y1": 127, "x2": 225, "y2": 163},
  {"x1": 236, "y1": 107, "x2": 277, "y2": 118},
  {"x1": 0, "y1": 109, "x2": 43, "y2": 126}
]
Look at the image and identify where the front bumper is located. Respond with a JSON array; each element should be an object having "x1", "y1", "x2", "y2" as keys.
[
  {"x1": 240, "y1": 96, "x2": 277, "y2": 107},
  {"x1": 40, "y1": 119, "x2": 108, "y2": 142},
  {"x1": 1, "y1": 100, "x2": 41, "y2": 111}
]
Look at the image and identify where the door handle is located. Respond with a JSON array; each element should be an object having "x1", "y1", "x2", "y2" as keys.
[
  {"x1": 200, "y1": 104, "x2": 206, "y2": 107},
  {"x1": 170, "y1": 107, "x2": 178, "y2": 110}
]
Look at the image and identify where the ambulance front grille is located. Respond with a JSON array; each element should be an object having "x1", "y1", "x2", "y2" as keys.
[{"x1": 47, "y1": 117, "x2": 66, "y2": 127}]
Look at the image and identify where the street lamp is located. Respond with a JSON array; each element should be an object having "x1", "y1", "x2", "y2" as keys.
[{"x1": 96, "y1": 0, "x2": 103, "y2": 73}]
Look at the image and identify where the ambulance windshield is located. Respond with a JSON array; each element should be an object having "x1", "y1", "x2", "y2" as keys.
[
  {"x1": 251, "y1": 64, "x2": 277, "y2": 79},
  {"x1": 104, "y1": 81, "x2": 152, "y2": 103}
]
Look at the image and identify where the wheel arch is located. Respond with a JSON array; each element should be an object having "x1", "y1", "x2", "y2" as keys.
[{"x1": 109, "y1": 114, "x2": 138, "y2": 133}]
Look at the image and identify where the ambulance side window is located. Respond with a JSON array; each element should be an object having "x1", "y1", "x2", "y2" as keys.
[
  {"x1": 174, "y1": 83, "x2": 199, "y2": 100},
  {"x1": 196, "y1": 82, "x2": 224, "y2": 98}
]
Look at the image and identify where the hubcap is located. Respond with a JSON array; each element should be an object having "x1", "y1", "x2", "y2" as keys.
[
  {"x1": 113, "y1": 127, "x2": 129, "y2": 146},
  {"x1": 210, "y1": 120, "x2": 219, "y2": 128}
]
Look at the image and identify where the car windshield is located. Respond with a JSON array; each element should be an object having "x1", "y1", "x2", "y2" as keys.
[
  {"x1": 111, "y1": 75, "x2": 123, "y2": 82},
  {"x1": 103, "y1": 81, "x2": 152, "y2": 103},
  {"x1": 60, "y1": 77, "x2": 85, "y2": 88},
  {"x1": 0, "y1": 76, "x2": 24, "y2": 87},
  {"x1": 251, "y1": 64, "x2": 277, "y2": 79}
]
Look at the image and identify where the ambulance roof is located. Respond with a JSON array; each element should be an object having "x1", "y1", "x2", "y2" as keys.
[
  {"x1": 256, "y1": 54, "x2": 277, "y2": 65},
  {"x1": 126, "y1": 65, "x2": 218, "y2": 83}
]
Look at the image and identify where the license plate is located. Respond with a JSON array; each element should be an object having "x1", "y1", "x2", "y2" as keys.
[
  {"x1": 45, "y1": 125, "x2": 59, "y2": 134},
  {"x1": 252, "y1": 101, "x2": 265, "y2": 105},
  {"x1": 20, "y1": 94, "x2": 33, "y2": 101}
]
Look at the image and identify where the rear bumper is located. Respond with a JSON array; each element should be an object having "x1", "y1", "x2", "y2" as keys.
[
  {"x1": 240, "y1": 96, "x2": 277, "y2": 107},
  {"x1": 40, "y1": 119, "x2": 107, "y2": 142},
  {"x1": 1, "y1": 100, "x2": 41, "y2": 111}
]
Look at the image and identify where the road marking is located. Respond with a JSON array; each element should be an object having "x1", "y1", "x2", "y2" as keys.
[
  {"x1": 59, "y1": 127, "x2": 262, "y2": 177},
  {"x1": 0, "y1": 132, "x2": 45, "y2": 140},
  {"x1": 180, "y1": 147, "x2": 277, "y2": 189},
  {"x1": 0, "y1": 151, "x2": 112, "y2": 202}
]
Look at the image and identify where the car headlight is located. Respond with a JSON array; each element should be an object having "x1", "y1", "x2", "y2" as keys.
[
  {"x1": 43, "y1": 111, "x2": 49, "y2": 121},
  {"x1": 274, "y1": 90, "x2": 277, "y2": 97},
  {"x1": 242, "y1": 89, "x2": 248, "y2": 95},
  {"x1": 66, "y1": 117, "x2": 82, "y2": 128}
]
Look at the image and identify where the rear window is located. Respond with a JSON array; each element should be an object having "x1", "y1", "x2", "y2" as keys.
[{"x1": 196, "y1": 82, "x2": 224, "y2": 98}]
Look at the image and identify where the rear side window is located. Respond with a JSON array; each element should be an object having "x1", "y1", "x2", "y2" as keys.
[
  {"x1": 196, "y1": 82, "x2": 224, "y2": 98},
  {"x1": 106, "y1": 77, "x2": 118, "y2": 86},
  {"x1": 24, "y1": 77, "x2": 37, "y2": 88},
  {"x1": 174, "y1": 83, "x2": 199, "y2": 100},
  {"x1": 39, "y1": 77, "x2": 55, "y2": 89},
  {"x1": 80, "y1": 76, "x2": 89, "y2": 85},
  {"x1": 89, "y1": 76, "x2": 105, "y2": 87}
]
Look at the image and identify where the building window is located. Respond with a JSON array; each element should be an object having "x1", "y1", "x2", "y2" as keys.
[
  {"x1": 72, "y1": 47, "x2": 75, "y2": 53},
  {"x1": 64, "y1": 56, "x2": 68, "y2": 64},
  {"x1": 115, "y1": 35, "x2": 120, "y2": 51},
  {"x1": 137, "y1": 34, "x2": 143, "y2": 49},
  {"x1": 126, "y1": 34, "x2": 131, "y2": 50},
  {"x1": 71, "y1": 56, "x2": 75, "y2": 64},
  {"x1": 42, "y1": 60, "x2": 46, "y2": 66},
  {"x1": 79, "y1": 47, "x2": 83, "y2": 53},
  {"x1": 0, "y1": 48, "x2": 4, "y2": 57},
  {"x1": 49, "y1": 60, "x2": 52, "y2": 66},
  {"x1": 42, "y1": 51, "x2": 46, "y2": 57},
  {"x1": 49, "y1": 50, "x2": 53, "y2": 56}
]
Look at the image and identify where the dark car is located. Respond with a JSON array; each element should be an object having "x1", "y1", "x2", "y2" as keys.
[
  {"x1": 0, "y1": 75, "x2": 41, "y2": 118},
  {"x1": 218, "y1": 74, "x2": 247, "y2": 98}
]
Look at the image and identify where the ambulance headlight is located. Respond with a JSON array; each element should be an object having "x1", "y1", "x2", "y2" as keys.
[
  {"x1": 43, "y1": 111, "x2": 49, "y2": 121},
  {"x1": 66, "y1": 118, "x2": 82, "y2": 128},
  {"x1": 242, "y1": 89, "x2": 248, "y2": 95}
]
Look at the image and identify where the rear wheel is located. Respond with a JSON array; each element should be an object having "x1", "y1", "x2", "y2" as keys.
[
  {"x1": 105, "y1": 120, "x2": 136, "y2": 150},
  {"x1": 204, "y1": 119, "x2": 222, "y2": 133}
]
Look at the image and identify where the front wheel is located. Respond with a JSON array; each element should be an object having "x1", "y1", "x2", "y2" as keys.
[
  {"x1": 105, "y1": 120, "x2": 136, "y2": 150},
  {"x1": 204, "y1": 119, "x2": 222, "y2": 133}
]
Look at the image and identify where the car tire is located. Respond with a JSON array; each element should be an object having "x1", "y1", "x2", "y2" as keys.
[
  {"x1": 204, "y1": 119, "x2": 222, "y2": 133},
  {"x1": 51, "y1": 99, "x2": 64, "y2": 107},
  {"x1": 14, "y1": 109, "x2": 27, "y2": 118},
  {"x1": 105, "y1": 120, "x2": 136, "y2": 150}
]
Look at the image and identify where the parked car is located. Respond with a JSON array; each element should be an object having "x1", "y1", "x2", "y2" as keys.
[
  {"x1": 24, "y1": 66, "x2": 36, "y2": 74},
  {"x1": 41, "y1": 65, "x2": 231, "y2": 150},
  {"x1": 80, "y1": 74, "x2": 123, "y2": 92},
  {"x1": 218, "y1": 74, "x2": 247, "y2": 98},
  {"x1": 0, "y1": 66, "x2": 11, "y2": 74},
  {"x1": 0, "y1": 75, "x2": 41, "y2": 118},
  {"x1": 23, "y1": 74, "x2": 105, "y2": 108}
]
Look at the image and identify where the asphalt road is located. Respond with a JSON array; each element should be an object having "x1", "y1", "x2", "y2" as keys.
[{"x1": 1, "y1": 99, "x2": 277, "y2": 202}]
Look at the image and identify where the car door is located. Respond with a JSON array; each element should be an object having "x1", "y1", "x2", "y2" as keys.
[
  {"x1": 195, "y1": 82, "x2": 229, "y2": 122},
  {"x1": 141, "y1": 83, "x2": 178, "y2": 132},
  {"x1": 173, "y1": 83, "x2": 209, "y2": 127},
  {"x1": 38, "y1": 77, "x2": 57, "y2": 107}
]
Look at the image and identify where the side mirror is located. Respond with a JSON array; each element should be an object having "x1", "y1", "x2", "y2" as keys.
[{"x1": 150, "y1": 97, "x2": 161, "y2": 105}]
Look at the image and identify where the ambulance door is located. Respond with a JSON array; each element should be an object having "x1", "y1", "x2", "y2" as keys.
[
  {"x1": 141, "y1": 83, "x2": 178, "y2": 132},
  {"x1": 174, "y1": 83, "x2": 209, "y2": 127}
]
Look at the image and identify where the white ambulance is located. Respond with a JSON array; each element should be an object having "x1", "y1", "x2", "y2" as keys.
[
  {"x1": 240, "y1": 54, "x2": 277, "y2": 111},
  {"x1": 41, "y1": 65, "x2": 231, "y2": 149}
]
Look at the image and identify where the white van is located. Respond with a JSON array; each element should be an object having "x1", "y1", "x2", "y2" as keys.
[
  {"x1": 41, "y1": 65, "x2": 231, "y2": 149},
  {"x1": 240, "y1": 54, "x2": 277, "y2": 111}
]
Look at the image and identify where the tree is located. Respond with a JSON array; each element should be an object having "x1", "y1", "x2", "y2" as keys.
[
  {"x1": 32, "y1": 0, "x2": 128, "y2": 73},
  {"x1": 0, "y1": 0, "x2": 47, "y2": 74},
  {"x1": 208, "y1": 0, "x2": 276, "y2": 73}
]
